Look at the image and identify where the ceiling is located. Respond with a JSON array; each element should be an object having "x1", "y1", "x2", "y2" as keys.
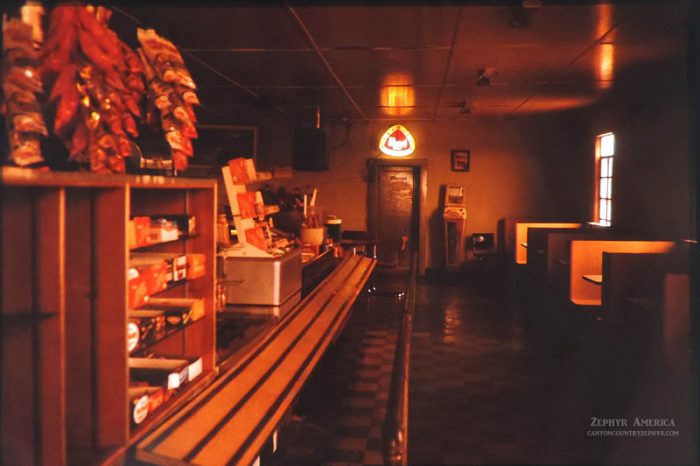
[{"x1": 110, "y1": 1, "x2": 688, "y2": 124}]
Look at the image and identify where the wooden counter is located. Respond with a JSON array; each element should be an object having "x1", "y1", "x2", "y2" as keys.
[{"x1": 135, "y1": 254, "x2": 376, "y2": 466}]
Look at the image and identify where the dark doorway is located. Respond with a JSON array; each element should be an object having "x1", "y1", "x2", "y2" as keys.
[{"x1": 367, "y1": 160, "x2": 424, "y2": 271}]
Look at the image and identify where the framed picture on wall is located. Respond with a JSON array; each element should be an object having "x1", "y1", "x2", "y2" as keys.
[{"x1": 451, "y1": 149, "x2": 470, "y2": 172}]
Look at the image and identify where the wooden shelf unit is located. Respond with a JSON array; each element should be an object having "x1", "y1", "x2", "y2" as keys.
[{"x1": 1, "y1": 168, "x2": 216, "y2": 466}]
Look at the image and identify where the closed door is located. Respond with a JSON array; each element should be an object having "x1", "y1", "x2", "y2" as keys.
[{"x1": 369, "y1": 165, "x2": 419, "y2": 270}]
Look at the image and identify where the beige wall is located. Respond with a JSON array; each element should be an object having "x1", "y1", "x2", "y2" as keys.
[{"x1": 261, "y1": 115, "x2": 591, "y2": 268}]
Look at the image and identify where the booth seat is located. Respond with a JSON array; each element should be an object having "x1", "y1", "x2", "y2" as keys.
[
  {"x1": 527, "y1": 228, "x2": 612, "y2": 295},
  {"x1": 602, "y1": 249, "x2": 690, "y2": 369},
  {"x1": 514, "y1": 222, "x2": 583, "y2": 265},
  {"x1": 568, "y1": 240, "x2": 678, "y2": 306}
]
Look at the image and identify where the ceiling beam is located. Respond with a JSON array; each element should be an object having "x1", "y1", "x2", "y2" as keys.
[
  {"x1": 432, "y1": 6, "x2": 464, "y2": 122},
  {"x1": 285, "y1": 1, "x2": 368, "y2": 121}
]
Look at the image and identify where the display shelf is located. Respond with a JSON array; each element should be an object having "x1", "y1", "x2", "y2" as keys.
[
  {"x1": 129, "y1": 233, "x2": 199, "y2": 252},
  {"x1": 129, "y1": 274, "x2": 206, "y2": 309},
  {"x1": 128, "y1": 370, "x2": 215, "y2": 440},
  {"x1": 130, "y1": 316, "x2": 206, "y2": 356},
  {"x1": 1, "y1": 169, "x2": 216, "y2": 466}
]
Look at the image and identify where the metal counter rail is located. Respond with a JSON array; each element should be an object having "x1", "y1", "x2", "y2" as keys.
[
  {"x1": 383, "y1": 252, "x2": 418, "y2": 466},
  {"x1": 134, "y1": 254, "x2": 376, "y2": 466}
]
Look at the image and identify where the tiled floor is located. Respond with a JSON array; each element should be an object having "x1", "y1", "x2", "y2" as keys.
[
  {"x1": 409, "y1": 261, "x2": 696, "y2": 465},
  {"x1": 278, "y1": 261, "x2": 696, "y2": 466}
]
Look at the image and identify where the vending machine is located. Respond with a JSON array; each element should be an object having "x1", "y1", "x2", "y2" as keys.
[{"x1": 443, "y1": 185, "x2": 467, "y2": 268}]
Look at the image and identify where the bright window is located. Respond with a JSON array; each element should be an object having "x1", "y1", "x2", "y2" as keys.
[{"x1": 595, "y1": 132, "x2": 615, "y2": 226}]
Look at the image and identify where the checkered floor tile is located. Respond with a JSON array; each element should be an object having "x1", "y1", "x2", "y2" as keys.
[{"x1": 276, "y1": 271, "x2": 406, "y2": 466}]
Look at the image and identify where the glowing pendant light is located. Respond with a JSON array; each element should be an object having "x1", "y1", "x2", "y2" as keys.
[{"x1": 379, "y1": 125, "x2": 415, "y2": 157}]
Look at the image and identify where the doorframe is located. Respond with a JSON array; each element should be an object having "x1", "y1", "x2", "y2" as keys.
[{"x1": 367, "y1": 158, "x2": 428, "y2": 275}]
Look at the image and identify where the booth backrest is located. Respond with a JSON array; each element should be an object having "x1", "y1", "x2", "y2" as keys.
[
  {"x1": 498, "y1": 218, "x2": 530, "y2": 257},
  {"x1": 569, "y1": 240, "x2": 676, "y2": 305},
  {"x1": 515, "y1": 222, "x2": 582, "y2": 264},
  {"x1": 602, "y1": 251, "x2": 689, "y2": 327},
  {"x1": 545, "y1": 229, "x2": 614, "y2": 294},
  {"x1": 526, "y1": 228, "x2": 594, "y2": 288},
  {"x1": 663, "y1": 273, "x2": 690, "y2": 370}
]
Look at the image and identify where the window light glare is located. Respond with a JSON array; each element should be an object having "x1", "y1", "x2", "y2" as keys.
[
  {"x1": 600, "y1": 133, "x2": 615, "y2": 157},
  {"x1": 599, "y1": 199, "x2": 608, "y2": 220},
  {"x1": 600, "y1": 178, "x2": 610, "y2": 198}
]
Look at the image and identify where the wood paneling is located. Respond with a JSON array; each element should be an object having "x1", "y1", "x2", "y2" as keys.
[
  {"x1": 2, "y1": 187, "x2": 66, "y2": 466},
  {"x1": 2, "y1": 170, "x2": 217, "y2": 464},
  {"x1": 65, "y1": 189, "x2": 95, "y2": 450},
  {"x1": 94, "y1": 188, "x2": 129, "y2": 447},
  {"x1": 35, "y1": 188, "x2": 67, "y2": 466}
]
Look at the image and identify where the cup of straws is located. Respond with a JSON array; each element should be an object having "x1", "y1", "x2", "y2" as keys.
[{"x1": 300, "y1": 190, "x2": 325, "y2": 246}]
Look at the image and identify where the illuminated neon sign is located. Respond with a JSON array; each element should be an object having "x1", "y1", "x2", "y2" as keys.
[{"x1": 379, "y1": 125, "x2": 415, "y2": 157}]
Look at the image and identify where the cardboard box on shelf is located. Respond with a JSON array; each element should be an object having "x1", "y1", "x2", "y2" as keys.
[
  {"x1": 129, "y1": 357, "x2": 190, "y2": 391},
  {"x1": 131, "y1": 253, "x2": 188, "y2": 284},
  {"x1": 129, "y1": 216, "x2": 153, "y2": 249},
  {"x1": 187, "y1": 253, "x2": 206, "y2": 279},
  {"x1": 142, "y1": 297, "x2": 205, "y2": 325},
  {"x1": 127, "y1": 310, "x2": 167, "y2": 352}
]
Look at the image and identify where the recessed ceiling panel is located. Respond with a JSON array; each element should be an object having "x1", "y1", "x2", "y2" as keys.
[
  {"x1": 516, "y1": 82, "x2": 602, "y2": 115},
  {"x1": 364, "y1": 106, "x2": 435, "y2": 121},
  {"x1": 449, "y1": 44, "x2": 586, "y2": 87},
  {"x1": 119, "y1": 5, "x2": 307, "y2": 50},
  {"x1": 256, "y1": 87, "x2": 356, "y2": 116},
  {"x1": 189, "y1": 51, "x2": 335, "y2": 88},
  {"x1": 114, "y1": 2, "x2": 690, "y2": 121},
  {"x1": 295, "y1": 5, "x2": 460, "y2": 49},
  {"x1": 456, "y1": 5, "x2": 603, "y2": 48},
  {"x1": 347, "y1": 86, "x2": 442, "y2": 114},
  {"x1": 558, "y1": 41, "x2": 685, "y2": 89},
  {"x1": 324, "y1": 49, "x2": 449, "y2": 87},
  {"x1": 183, "y1": 57, "x2": 239, "y2": 88},
  {"x1": 612, "y1": 1, "x2": 688, "y2": 43},
  {"x1": 196, "y1": 86, "x2": 277, "y2": 114}
]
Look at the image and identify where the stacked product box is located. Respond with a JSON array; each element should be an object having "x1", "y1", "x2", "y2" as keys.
[
  {"x1": 131, "y1": 252, "x2": 188, "y2": 285},
  {"x1": 141, "y1": 297, "x2": 205, "y2": 325},
  {"x1": 128, "y1": 298, "x2": 205, "y2": 353},
  {"x1": 127, "y1": 310, "x2": 166, "y2": 353},
  {"x1": 128, "y1": 386, "x2": 167, "y2": 426},
  {"x1": 128, "y1": 259, "x2": 168, "y2": 308},
  {"x1": 128, "y1": 215, "x2": 196, "y2": 249},
  {"x1": 187, "y1": 253, "x2": 206, "y2": 279},
  {"x1": 128, "y1": 355, "x2": 202, "y2": 426}
]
